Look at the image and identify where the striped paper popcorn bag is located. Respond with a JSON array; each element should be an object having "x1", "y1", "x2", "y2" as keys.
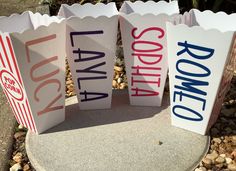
[
  {"x1": 58, "y1": 3, "x2": 118, "y2": 110},
  {"x1": 119, "y1": 1, "x2": 179, "y2": 106},
  {"x1": 0, "y1": 12, "x2": 66, "y2": 134},
  {"x1": 167, "y1": 9, "x2": 236, "y2": 135}
]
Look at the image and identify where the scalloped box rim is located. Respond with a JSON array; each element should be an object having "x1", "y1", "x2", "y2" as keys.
[
  {"x1": 58, "y1": 2, "x2": 119, "y2": 19},
  {"x1": 168, "y1": 8, "x2": 236, "y2": 33},
  {"x1": 0, "y1": 11, "x2": 64, "y2": 34},
  {"x1": 119, "y1": 0, "x2": 179, "y2": 16}
]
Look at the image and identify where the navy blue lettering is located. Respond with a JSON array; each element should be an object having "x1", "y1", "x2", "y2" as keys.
[
  {"x1": 172, "y1": 41, "x2": 215, "y2": 121},
  {"x1": 173, "y1": 105, "x2": 203, "y2": 121},
  {"x1": 177, "y1": 41, "x2": 214, "y2": 60},
  {"x1": 174, "y1": 75, "x2": 208, "y2": 96},
  {"x1": 173, "y1": 91, "x2": 206, "y2": 110},
  {"x1": 176, "y1": 59, "x2": 211, "y2": 77}
]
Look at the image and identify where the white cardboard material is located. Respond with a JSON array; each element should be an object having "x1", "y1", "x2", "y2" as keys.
[
  {"x1": 58, "y1": 3, "x2": 118, "y2": 110},
  {"x1": 167, "y1": 9, "x2": 236, "y2": 135},
  {"x1": 119, "y1": 1, "x2": 179, "y2": 106},
  {"x1": 0, "y1": 12, "x2": 66, "y2": 134}
]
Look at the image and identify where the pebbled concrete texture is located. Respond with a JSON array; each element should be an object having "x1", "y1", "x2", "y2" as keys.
[
  {"x1": 26, "y1": 90, "x2": 210, "y2": 171},
  {"x1": 0, "y1": 88, "x2": 16, "y2": 171}
]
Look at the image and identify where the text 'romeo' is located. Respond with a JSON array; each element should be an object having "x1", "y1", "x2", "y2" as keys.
[{"x1": 172, "y1": 41, "x2": 214, "y2": 121}]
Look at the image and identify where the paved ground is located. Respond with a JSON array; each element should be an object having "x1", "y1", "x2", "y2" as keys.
[
  {"x1": 0, "y1": 88, "x2": 16, "y2": 171},
  {"x1": 26, "y1": 90, "x2": 210, "y2": 171}
]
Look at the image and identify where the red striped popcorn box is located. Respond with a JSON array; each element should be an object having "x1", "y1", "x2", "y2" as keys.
[
  {"x1": 167, "y1": 9, "x2": 236, "y2": 135},
  {"x1": 58, "y1": 3, "x2": 118, "y2": 110},
  {"x1": 0, "y1": 12, "x2": 66, "y2": 134},
  {"x1": 119, "y1": 1, "x2": 179, "y2": 106}
]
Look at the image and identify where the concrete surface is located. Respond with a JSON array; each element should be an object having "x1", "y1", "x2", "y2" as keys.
[
  {"x1": 26, "y1": 90, "x2": 210, "y2": 171},
  {"x1": 0, "y1": 88, "x2": 16, "y2": 171}
]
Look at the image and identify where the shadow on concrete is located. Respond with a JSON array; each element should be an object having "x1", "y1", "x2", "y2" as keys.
[{"x1": 45, "y1": 90, "x2": 169, "y2": 134}]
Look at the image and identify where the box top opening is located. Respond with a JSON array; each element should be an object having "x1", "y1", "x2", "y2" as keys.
[
  {"x1": 192, "y1": 9, "x2": 236, "y2": 32},
  {"x1": 172, "y1": 9, "x2": 236, "y2": 32},
  {"x1": 120, "y1": 1, "x2": 179, "y2": 16},
  {"x1": 0, "y1": 12, "x2": 62, "y2": 34},
  {"x1": 59, "y1": 2, "x2": 118, "y2": 18}
]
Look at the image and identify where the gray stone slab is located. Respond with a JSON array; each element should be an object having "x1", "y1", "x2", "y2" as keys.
[
  {"x1": 26, "y1": 90, "x2": 210, "y2": 171},
  {"x1": 0, "y1": 88, "x2": 16, "y2": 171}
]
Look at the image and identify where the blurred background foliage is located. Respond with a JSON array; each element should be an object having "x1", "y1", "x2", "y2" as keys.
[
  {"x1": 35, "y1": 0, "x2": 236, "y2": 15},
  {"x1": 179, "y1": 0, "x2": 235, "y2": 14}
]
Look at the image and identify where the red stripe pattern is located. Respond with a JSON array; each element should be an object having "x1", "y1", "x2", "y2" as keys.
[{"x1": 0, "y1": 34, "x2": 37, "y2": 133}]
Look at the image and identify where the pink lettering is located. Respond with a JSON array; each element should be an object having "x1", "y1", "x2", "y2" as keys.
[
  {"x1": 131, "y1": 87, "x2": 159, "y2": 96},
  {"x1": 25, "y1": 34, "x2": 64, "y2": 116},
  {"x1": 130, "y1": 27, "x2": 165, "y2": 96}
]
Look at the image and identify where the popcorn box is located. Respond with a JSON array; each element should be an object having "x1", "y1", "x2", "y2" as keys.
[
  {"x1": 0, "y1": 12, "x2": 66, "y2": 134},
  {"x1": 167, "y1": 9, "x2": 236, "y2": 135},
  {"x1": 119, "y1": 1, "x2": 179, "y2": 106},
  {"x1": 58, "y1": 3, "x2": 118, "y2": 110}
]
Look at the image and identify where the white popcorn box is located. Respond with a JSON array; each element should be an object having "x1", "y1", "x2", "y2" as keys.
[
  {"x1": 119, "y1": 1, "x2": 179, "y2": 106},
  {"x1": 167, "y1": 9, "x2": 236, "y2": 135},
  {"x1": 0, "y1": 11, "x2": 66, "y2": 134},
  {"x1": 58, "y1": 3, "x2": 118, "y2": 110}
]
